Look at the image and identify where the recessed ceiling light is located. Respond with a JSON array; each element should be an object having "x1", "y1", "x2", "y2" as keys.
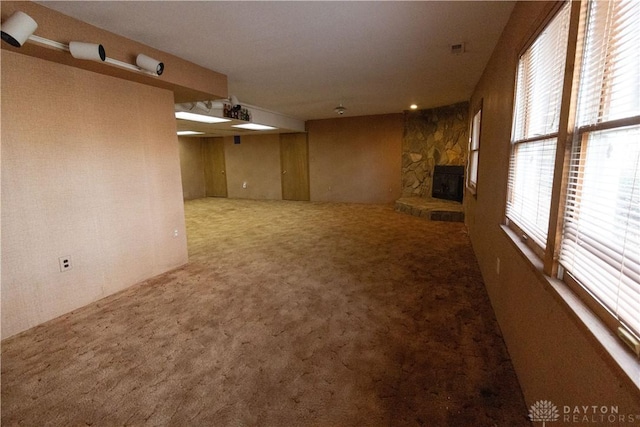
[
  {"x1": 232, "y1": 123, "x2": 277, "y2": 131},
  {"x1": 175, "y1": 111, "x2": 231, "y2": 124},
  {"x1": 410, "y1": 104, "x2": 418, "y2": 110},
  {"x1": 177, "y1": 130, "x2": 205, "y2": 136}
]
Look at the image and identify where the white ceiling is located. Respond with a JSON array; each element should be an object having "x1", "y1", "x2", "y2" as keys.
[{"x1": 38, "y1": 1, "x2": 515, "y2": 121}]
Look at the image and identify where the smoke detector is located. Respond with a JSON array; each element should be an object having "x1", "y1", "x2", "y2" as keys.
[{"x1": 334, "y1": 103, "x2": 347, "y2": 115}]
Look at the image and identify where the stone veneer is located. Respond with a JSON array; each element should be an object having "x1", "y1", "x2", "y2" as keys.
[
  {"x1": 401, "y1": 102, "x2": 469, "y2": 198},
  {"x1": 395, "y1": 197, "x2": 465, "y2": 222}
]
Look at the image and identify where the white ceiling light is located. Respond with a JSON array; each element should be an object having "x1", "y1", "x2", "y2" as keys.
[
  {"x1": 175, "y1": 111, "x2": 231, "y2": 123},
  {"x1": 177, "y1": 130, "x2": 205, "y2": 136},
  {"x1": 410, "y1": 104, "x2": 418, "y2": 110},
  {"x1": 1, "y1": 11, "x2": 165, "y2": 76},
  {"x1": 136, "y1": 53, "x2": 164, "y2": 75},
  {"x1": 232, "y1": 123, "x2": 277, "y2": 131},
  {"x1": 69, "y1": 41, "x2": 106, "y2": 61},
  {"x1": 0, "y1": 11, "x2": 37, "y2": 47}
]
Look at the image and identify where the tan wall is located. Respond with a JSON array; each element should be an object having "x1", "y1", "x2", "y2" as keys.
[
  {"x1": 307, "y1": 114, "x2": 403, "y2": 203},
  {"x1": 1, "y1": 51, "x2": 188, "y2": 339},
  {"x1": 466, "y1": 1, "x2": 640, "y2": 412},
  {"x1": 178, "y1": 137, "x2": 206, "y2": 200},
  {"x1": 224, "y1": 134, "x2": 282, "y2": 200},
  {"x1": 177, "y1": 115, "x2": 403, "y2": 204}
]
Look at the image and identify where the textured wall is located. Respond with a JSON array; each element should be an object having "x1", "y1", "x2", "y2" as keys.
[
  {"x1": 178, "y1": 137, "x2": 206, "y2": 200},
  {"x1": 401, "y1": 102, "x2": 469, "y2": 198},
  {"x1": 466, "y1": 1, "x2": 640, "y2": 413},
  {"x1": 307, "y1": 114, "x2": 403, "y2": 204},
  {"x1": 223, "y1": 134, "x2": 282, "y2": 200},
  {"x1": 1, "y1": 51, "x2": 188, "y2": 339}
]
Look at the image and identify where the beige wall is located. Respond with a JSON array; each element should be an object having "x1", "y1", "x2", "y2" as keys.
[
  {"x1": 178, "y1": 137, "x2": 206, "y2": 200},
  {"x1": 177, "y1": 115, "x2": 403, "y2": 204},
  {"x1": 307, "y1": 114, "x2": 403, "y2": 203},
  {"x1": 1, "y1": 51, "x2": 188, "y2": 339},
  {"x1": 466, "y1": 1, "x2": 640, "y2": 411},
  {"x1": 224, "y1": 134, "x2": 282, "y2": 200}
]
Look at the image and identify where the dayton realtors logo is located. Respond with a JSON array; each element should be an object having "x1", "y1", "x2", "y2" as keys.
[
  {"x1": 529, "y1": 400, "x2": 640, "y2": 425},
  {"x1": 529, "y1": 401, "x2": 560, "y2": 426}
]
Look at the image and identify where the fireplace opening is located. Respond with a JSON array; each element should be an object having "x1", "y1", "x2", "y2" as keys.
[{"x1": 432, "y1": 165, "x2": 464, "y2": 202}]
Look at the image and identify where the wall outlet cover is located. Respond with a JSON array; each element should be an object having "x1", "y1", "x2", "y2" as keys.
[{"x1": 59, "y1": 256, "x2": 72, "y2": 272}]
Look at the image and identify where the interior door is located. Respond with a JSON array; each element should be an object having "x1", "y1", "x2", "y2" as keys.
[
  {"x1": 280, "y1": 133, "x2": 310, "y2": 201},
  {"x1": 203, "y1": 137, "x2": 228, "y2": 197}
]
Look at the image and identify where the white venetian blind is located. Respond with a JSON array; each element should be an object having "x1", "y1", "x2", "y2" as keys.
[
  {"x1": 576, "y1": 0, "x2": 640, "y2": 127},
  {"x1": 506, "y1": 2, "x2": 570, "y2": 247},
  {"x1": 560, "y1": 0, "x2": 640, "y2": 340},
  {"x1": 507, "y1": 138, "x2": 558, "y2": 246}
]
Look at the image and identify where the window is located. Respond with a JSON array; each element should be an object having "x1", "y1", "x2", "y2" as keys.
[
  {"x1": 506, "y1": 2, "x2": 571, "y2": 248},
  {"x1": 467, "y1": 106, "x2": 482, "y2": 194},
  {"x1": 559, "y1": 0, "x2": 640, "y2": 344}
]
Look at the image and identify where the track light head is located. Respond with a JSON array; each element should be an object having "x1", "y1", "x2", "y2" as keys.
[
  {"x1": 1, "y1": 11, "x2": 38, "y2": 47},
  {"x1": 136, "y1": 53, "x2": 164, "y2": 75},
  {"x1": 69, "y1": 41, "x2": 106, "y2": 62}
]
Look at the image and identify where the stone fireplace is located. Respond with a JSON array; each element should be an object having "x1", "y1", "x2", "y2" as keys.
[
  {"x1": 396, "y1": 102, "x2": 468, "y2": 222},
  {"x1": 401, "y1": 102, "x2": 469, "y2": 199},
  {"x1": 432, "y1": 165, "x2": 465, "y2": 202}
]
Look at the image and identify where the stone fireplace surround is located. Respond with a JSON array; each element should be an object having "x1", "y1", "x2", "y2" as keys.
[{"x1": 396, "y1": 102, "x2": 469, "y2": 221}]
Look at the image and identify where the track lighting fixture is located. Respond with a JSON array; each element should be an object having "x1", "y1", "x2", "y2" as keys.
[
  {"x1": 136, "y1": 54, "x2": 164, "y2": 76},
  {"x1": 0, "y1": 11, "x2": 38, "y2": 47},
  {"x1": 1, "y1": 10, "x2": 165, "y2": 76},
  {"x1": 69, "y1": 41, "x2": 106, "y2": 62}
]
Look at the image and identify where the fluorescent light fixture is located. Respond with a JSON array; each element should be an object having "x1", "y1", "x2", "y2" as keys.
[
  {"x1": 232, "y1": 123, "x2": 277, "y2": 131},
  {"x1": 177, "y1": 130, "x2": 205, "y2": 136},
  {"x1": 175, "y1": 111, "x2": 230, "y2": 124}
]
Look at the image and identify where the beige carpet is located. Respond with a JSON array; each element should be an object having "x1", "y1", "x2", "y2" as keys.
[{"x1": 2, "y1": 198, "x2": 530, "y2": 426}]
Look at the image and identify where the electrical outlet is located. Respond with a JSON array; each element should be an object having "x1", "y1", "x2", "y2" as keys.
[
  {"x1": 242, "y1": 182, "x2": 247, "y2": 189},
  {"x1": 496, "y1": 257, "x2": 501, "y2": 275},
  {"x1": 173, "y1": 229, "x2": 179, "y2": 238},
  {"x1": 59, "y1": 256, "x2": 72, "y2": 272}
]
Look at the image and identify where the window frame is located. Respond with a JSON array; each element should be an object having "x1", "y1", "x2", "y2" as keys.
[
  {"x1": 554, "y1": 0, "x2": 640, "y2": 350},
  {"x1": 501, "y1": 0, "x2": 640, "y2": 380},
  {"x1": 559, "y1": 120, "x2": 640, "y2": 346},
  {"x1": 505, "y1": 1, "x2": 572, "y2": 256},
  {"x1": 467, "y1": 101, "x2": 483, "y2": 196}
]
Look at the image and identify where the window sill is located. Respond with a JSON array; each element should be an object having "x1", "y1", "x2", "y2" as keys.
[{"x1": 500, "y1": 224, "x2": 640, "y2": 396}]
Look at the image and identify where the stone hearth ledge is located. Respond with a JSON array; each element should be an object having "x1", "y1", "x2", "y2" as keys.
[{"x1": 395, "y1": 197, "x2": 464, "y2": 222}]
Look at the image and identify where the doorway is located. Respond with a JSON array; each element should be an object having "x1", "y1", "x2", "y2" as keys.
[
  {"x1": 280, "y1": 133, "x2": 310, "y2": 201},
  {"x1": 203, "y1": 137, "x2": 228, "y2": 197}
]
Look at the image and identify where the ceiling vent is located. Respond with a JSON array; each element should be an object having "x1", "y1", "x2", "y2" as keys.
[{"x1": 450, "y1": 43, "x2": 466, "y2": 55}]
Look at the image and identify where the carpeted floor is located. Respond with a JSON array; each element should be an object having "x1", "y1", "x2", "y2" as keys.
[{"x1": 1, "y1": 198, "x2": 530, "y2": 426}]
